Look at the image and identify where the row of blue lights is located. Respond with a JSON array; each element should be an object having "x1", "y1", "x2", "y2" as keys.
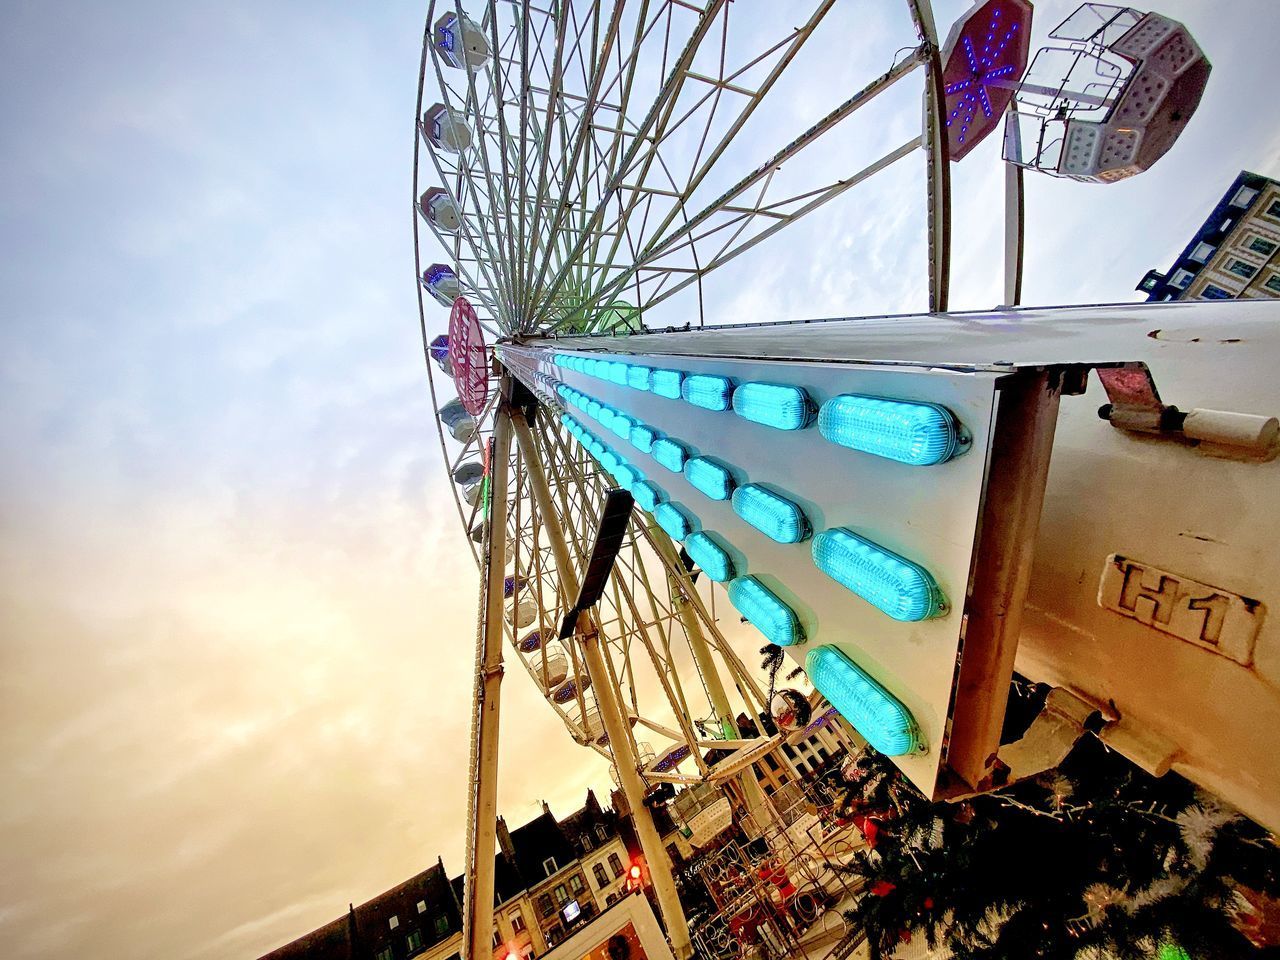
[
  {"x1": 546, "y1": 370, "x2": 936, "y2": 757},
  {"x1": 553, "y1": 384, "x2": 807, "y2": 652},
  {"x1": 550, "y1": 352, "x2": 965, "y2": 467},
  {"x1": 554, "y1": 378, "x2": 948, "y2": 624}
]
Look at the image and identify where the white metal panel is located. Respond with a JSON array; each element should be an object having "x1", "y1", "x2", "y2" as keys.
[
  {"x1": 536, "y1": 298, "x2": 1280, "y2": 831},
  {"x1": 508, "y1": 344, "x2": 1005, "y2": 797}
]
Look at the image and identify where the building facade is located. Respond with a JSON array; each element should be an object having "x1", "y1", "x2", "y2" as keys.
[
  {"x1": 1138, "y1": 170, "x2": 1280, "y2": 302},
  {"x1": 259, "y1": 792, "x2": 631, "y2": 960}
]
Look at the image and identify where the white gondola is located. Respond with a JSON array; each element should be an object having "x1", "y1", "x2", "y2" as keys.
[
  {"x1": 438, "y1": 398, "x2": 476, "y2": 442},
  {"x1": 532, "y1": 646, "x2": 569, "y2": 692},
  {"x1": 507, "y1": 596, "x2": 536, "y2": 630},
  {"x1": 452, "y1": 460, "x2": 484, "y2": 486},
  {"x1": 421, "y1": 103, "x2": 472, "y2": 153},
  {"x1": 421, "y1": 263, "x2": 462, "y2": 307},
  {"x1": 432, "y1": 12, "x2": 490, "y2": 71},
  {"x1": 418, "y1": 187, "x2": 462, "y2": 233},
  {"x1": 550, "y1": 672, "x2": 592, "y2": 705},
  {"x1": 1003, "y1": 3, "x2": 1210, "y2": 183}
]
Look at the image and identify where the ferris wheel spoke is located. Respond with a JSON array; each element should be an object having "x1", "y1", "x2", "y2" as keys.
[{"x1": 530, "y1": 0, "x2": 729, "y2": 325}]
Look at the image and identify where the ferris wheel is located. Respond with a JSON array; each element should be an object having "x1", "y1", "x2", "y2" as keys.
[{"x1": 411, "y1": 3, "x2": 1212, "y2": 959}]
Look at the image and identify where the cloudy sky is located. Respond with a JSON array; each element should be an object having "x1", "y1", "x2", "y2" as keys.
[{"x1": 2, "y1": 1, "x2": 1278, "y2": 958}]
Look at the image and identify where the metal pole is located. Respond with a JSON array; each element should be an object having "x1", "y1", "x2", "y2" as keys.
[
  {"x1": 511, "y1": 412, "x2": 694, "y2": 960},
  {"x1": 1003, "y1": 159, "x2": 1025, "y2": 306},
  {"x1": 463, "y1": 391, "x2": 514, "y2": 960}
]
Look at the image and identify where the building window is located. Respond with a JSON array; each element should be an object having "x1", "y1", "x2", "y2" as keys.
[
  {"x1": 782, "y1": 744, "x2": 796, "y2": 758},
  {"x1": 594, "y1": 863, "x2": 609, "y2": 888},
  {"x1": 608, "y1": 853, "x2": 624, "y2": 878},
  {"x1": 1169, "y1": 268, "x2": 1194, "y2": 288},
  {"x1": 1202, "y1": 285, "x2": 1232, "y2": 300},
  {"x1": 537, "y1": 894, "x2": 554, "y2": 918},
  {"x1": 570, "y1": 873, "x2": 586, "y2": 896},
  {"x1": 764, "y1": 755, "x2": 779, "y2": 772},
  {"x1": 407, "y1": 930, "x2": 424, "y2": 954},
  {"x1": 434, "y1": 915, "x2": 449, "y2": 936},
  {"x1": 511, "y1": 912, "x2": 526, "y2": 934},
  {"x1": 817, "y1": 746, "x2": 830, "y2": 763},
  {"x1": 542, "y1": 856, "x2": 557, "y2": 877},
  {"x1": 1268, "y1": 199, "x2": 1280, "y2": 219},
  {"x1": 596, "y1": 825, "x2": 608, "y2": 842},
  {"x1": 377, "y1": 950, "x2": 394, "y2": 960},
  {"x1": 1247, "y1": 236, "x2": 1278, "y2": 256},
  {"x1": 1227, "y1": 259, "x2": 1258, "y2": 279},
  {"x1": 389, "y1": 916, "x2": 400, "y2": 930},
  {"x1": 1221, "y1": 218, "x2": 1234, "y2": 233},
  {"x1": 666, "y1": 843, "x2": 681, "y2": 864},
  {"x1": 1265, "y1": 274, "x2": 1280, "y2": 293},
  {"x1": 581, "y1": 834, "x2": 593, "y2": 853},
  {"x1": 416, "y1": 900, "x2": 427, "y2": 914},
  {"x1": 1231, "y1": 185, "x2": 1259, "y2": 208},
  {"x1": 554, "y1": 884, "x2": 570, "y2": 906},
  {"x1": 1189, "y1": 241, "x2": 1215, "y2": 262},
  {"x1": 493, "y1": 930, "x2": 503, "y2": 948}
]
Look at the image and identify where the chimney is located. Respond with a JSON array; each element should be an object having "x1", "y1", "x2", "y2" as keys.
[
  {"x1": 542, "y1": 799, "x2": 552, "y2": 817},
  {"x1": 497, "y1": 816, "x2": 515, "y2": 860}
]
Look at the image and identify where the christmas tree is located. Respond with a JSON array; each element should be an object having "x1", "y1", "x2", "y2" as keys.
[{"x1": 832, "y1": 736, "x2": 1280, "y2": 959}]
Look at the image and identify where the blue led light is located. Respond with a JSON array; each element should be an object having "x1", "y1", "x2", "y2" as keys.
[
  {"x1": 811, "y1": 528, "x2": 946, "y2": 621},
  {"x1": 609, "y1": 413, "x2": 633, "y2": 440},
  {"x1": 650, "y1": 436, "x2": 688, "y2": 474},
  {"x1": 654, "y1": 502, "x2": 696, "y2": 542},
  {"x1": 597, "y1": 408, "x2": 615, "y2": 431},
  {"x1": 631, "y1": 480, "x2": 666, "y2": 513},
  {"x1": 805, "y1": 645, "x2": 922, "y2": 756},
  {"x1": 584, "y1": 359, "x2": 600, "y2": 377},
  {"x1": 626, "y1": 365, "x2": 652, "y2": 391},
  {"x1": 681, "y1": 373, "x2": 734, "y2": 411},
  {"x1": 650, "y1": 369, "x2": 683, "y2": 400},
  {"x1": 818, "y1": 394, "x2": 961, "y2": 466},
  {"x1": 684, "y1": 456, "x2": 736, "y2": 501},
  {"x1": 630, "y1": 423, "x2": 657, "y2": 453},
  {"x1": 608, "y1": 362, "x2": 629, "y2": 385},
  {"x1": 732, "y1": 484, "x2": 811, "y2": 544},
  {"x1": 611, "y1": 463, "x2": 638, "y2": 490},
  {"x1": 728, "y1": 576, "x2": 804, "y2": 647},
  {"x1": 732, "y1": 382, "x2": 816, "y2": 431},
  {"x1": 684, "y1": 531, "x2": 736, "y2": 583},
  {"x1": 587, "y1": 400, "x2": 602, "y2": 419}
]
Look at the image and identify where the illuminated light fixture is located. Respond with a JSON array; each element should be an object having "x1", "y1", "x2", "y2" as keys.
[
  {"x1": 626, "y1": 365, "x2": 652, "y2": 391},
  {"x1": 684, "y1": 531, "x2": 736, "y2": 583},
  {"x1": 811, "y1": 528, "x2": 947, "y2": 621},
  {"x1": 684, "y1": 456, "x2": 736, "y2": 501},
  {"x1": 629, "y1": 423, "x2": 658, "y2": 453},
  {"x1": 597, "y1": 408, "x2": 616, "y2": 431},
  {"x1": 732, "y1": 382, "x2": 816, "y2": 431},
  {"x1": 587, "y1": 400, "x2": 602, "y2": 419},
  {"x1": 599, "y1": 449, "x2": 620, "y2": 472},
  {"x1": 611, "y1": 463, "x2": 638, "y2": 490},
  {"x1": 584, "y1": 358, "x2": 599, "y2": 377},
  {"x1": 608, "y1": 361, "x2": 629, "y2": 385},
  {"x1": 804, "y1": 645, "x2": 922, "y2": 756},
  {"x1": 681, "y1": 373, "x2": 733, "y2": 411},
  {"x1": 609, "y1": 413, "x2": 633, "y2": 440},
  {"x1": 631, "y1": 480, "x2": 666, "y2": 513},
  {"x1": 728, "y1": 576, "x2": 804, "y2": 647},
  {"x1": 818, "y1": 394, "x2": 962, "y2": 466},
  {"x1": 732, "y1": 484, "x2": 811, "y2": 544},
  {"x1": 654, "y1": 502, "x2": 696, "y2": 541},
  {"x1": 650, "y1": 369, "x2": 683, "y2": 400},
  {"x1": 651, "y1": 436, "x2": 689, "y2": 474}
]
